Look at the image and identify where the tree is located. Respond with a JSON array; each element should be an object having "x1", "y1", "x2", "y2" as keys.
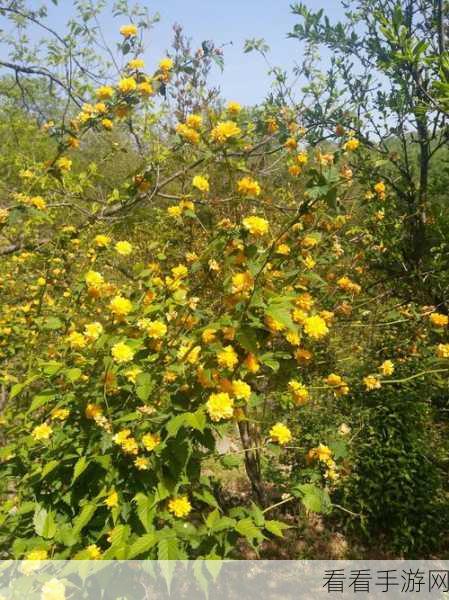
[{"x1": 289, "y1": 0, "x2": 449, "y2": 270}]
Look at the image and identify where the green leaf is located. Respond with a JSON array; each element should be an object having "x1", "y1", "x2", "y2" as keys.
[
  {"x1": 157, "y1": 536, "x2": 180, "y2": 560},
  {"x1": 235, "y1": 518, "x2": 264, "y2": 543},
  {"x1": 134, "y1": 493, "x2": 156, "y2": 532},
  {"x1": 64, "y1": 368, "x2": 82, "y2": 383},
  {"x1": 42, "y1": 316, "x2": 63, "y2": 330},
  {"x1": 28, "y1": 391, "x2": 55, "y2": 413},
  {"x1": 265, "y1": 520, "x2": 289, "y2": 537},
  {"x1": 185, "y1": 409, "x2": 206, "y2": 432},
  {"x1": 128, "y1": 532, "x2": 159, "y2": 558},
  {"x1": 33, "y1": 505, "x2": 56, "y2": 539},
  {"x1": 294, "y1": 483, "x2": 332, "y2": 514},
  {"x1": 136, "y1": 372, "x2": 154, "y2": 402},
  {"x1": 41, "y1": 460, "x2": 59, "y2": 479},
  {"x1": 72, "y1": 456, "x2": 89, "y2": 484},
  {"x1": 9, "y1": 375, "x2": 38, "y2": 400},
  {"x1": 72, "y1": 503, "x2": 97, "y2": 536}
]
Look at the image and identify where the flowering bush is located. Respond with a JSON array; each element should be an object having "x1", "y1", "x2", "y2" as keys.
[{"x1": 1, "y1": 16, "x2": 449, "y2": 561}]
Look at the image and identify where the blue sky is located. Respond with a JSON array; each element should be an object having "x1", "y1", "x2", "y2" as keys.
[{"x1": 37, "y1": 0, "x2": 346, "y2": 105}]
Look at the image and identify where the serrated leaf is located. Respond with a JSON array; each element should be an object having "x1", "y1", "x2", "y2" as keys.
[
  {"x1": 265, "y1": 520, "x2": 289, "y2": 537},
  {"x1": 33, "y1": 505, "x2": 56, "y2": 539},
  {"x1": 72, "y1": 503, "x2": 96, "y2": 536},
  {"x1": 134, "y1": 493, "x2": 156, "y2": 532},
  {"x1": 235, "y1": 518, "x2": 263, "y2": 542},
  {"x1": 136, "y1": 372, "x2": 154, "y2": 401},
  {"x1": 72, "y1": 456, "x2": 88, "y2": 484},
  {"x1": 128, "y1": 532, "x2": 158, "y2": 558}
]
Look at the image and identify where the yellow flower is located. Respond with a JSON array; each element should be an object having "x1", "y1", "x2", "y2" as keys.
[
  {"x1": 363, "y1": 375, "x2": 381, "y2": 390},
  {"x1": 244, "y1": 353, "x2": 260, "y2": 373},
  {"x1": 94, "y1": 234, "x2": 111, "y2": 247},
  {"x1": 37, "y1": 276, "x2": 46, "y2": 287},
  {"x1": 171, "y1": 264, "x2": 188, "y2": 279},
  {"x1": 124, "y1": 365, "x2": 142, "y2": 383},
  {"x1": 226, "y1": 101, "x2": 242, "y2": 114},
  {"x1": 121, "y1": 437, "x2": 138, "y2": 455},
  {"x1": 146, "y1": 320, "x2": 167, "y2": 339},
  {"x1": 296, "y1": 151, "x2": 308, "y2": 165},
  {"x1": 430, "y1": 312, "x2": 448, "y2": 327},
  {"x1": 111, "y1": 341, "x2": 135, "y2": 363},
  {"x1": 237, "y1": 176, "x2": 261, "y2": 197},
  {"x1": 289, "y1": 164, "x2": 301, "y2": 176},
  {"x1": 67, "y1": 331, "x2": 86, "y2": 349},
  {"x1": 176, "y1": 123, "x2": 200, "y2": 144},
  {"x1": 142, "y1": 433, "x2": 161, "y2": 451},
  {"x1": 86, "y1": 544, "x2": 101, "y2": 559},
  {"x1": 210, "y1": 120, "x2": 241, "y2": 143},
  {"x1": 41, "y1": 578, "x2": 66, "y2": 600},
  {"x1": 202, "y1": 328, "x2": 217, "y2": 343},
  {"x1": 436, "y1": 343, "x2": 449, "y2": 358},
  {"x1": 206, "y1": 392, "x2": 234, "y2": 422},
  {"x1": 242, "y1": 216, "x2": 269, "y2": 236},
  {"x1": 109, "y1": 295, "x2": 132, "y2": 317},
  {"x1": 128, "y1": 58, "x2": 145, "y2": 69},
  {"x1": 232, "y1": 379, "x2": 251, "y2": 400},
  {"x1": 186, "y1": 114, "x2": 202, "y2": 129},
  {"x1": 217, "y1": 345, "x2": 238, "y2": 369},
  {"x1": 113, "y1": 429, "x2": 131, "y2": 445},
  {"x1": 138, "y1": 81, "x2": 153, "y2": 96},
  {"x1": 288, "y1": 380, "x2": 309, "y2": 405},
  {"x1": 32, "y1": 423, "x2": 53, "y2": 441},
  {"x1": 96, "y1": 85, "x2": 114, "y2": 99},
  {"x1": 134, "y1": 456, "x2": 150, "y2": 470},
  {"x1": 85, "y1": 404, "x2": 103, "y2": 419},
  {"x1": 168, "y1": 495, "x2": 192, "y2": 518},
  {"x1": 120, "y1": 24, "x2": 138, "y2": 37},
  {"x1": 315, "y1": 443, "x2": 332, "y2": 462},
  {"x1": 192, "y1": 175, "x2": 210, "y2": 193},
  {"x1": 115, "y1": 240, "x2": 133, "y2": 256},
  {"x1": 118, "y1": 77, "x2": 137, "y2": 94},
  {"x1": 276, "y1": 243, "x2": 290, "y2": 255},
  {"x1": 84, "y1": 321, "x2": 103, "y2": 341},
  {"x1": 303, "y1": 315, "x2": 329, "y2": 339},
  {"x1": 26, "y1": 549, "x2": 48, "y2": 560},
  {"x1": 343, "y1": 138, "x2": 360, "y2": 151},
  {"x1": 231, "y1": 271, "x2": 254, "y2": 294},
  {"x1": 374, "y1": 181, "x2": 386, "y2": 196},
  {"x1": 51, "y1": 408, "x2": 70, "y2": 421},
  {"x1": 56, "y1": 157, "x2": 72, "y2": 171},
  {"x1": 159, "y1": 57, "x2": 174, "y2": 71},
  {"x1": 101, "y1": 118, "x2": 113, "y2": 130},
  {"x1": 269, "y1": 422, "x2": 292, "y2": 445},
  {"x1": 296, "y1": 293, "x2": 314, "y2": 311},
  {"x1": 325, "y1": 373, "x2": 349, "y2": 396},
  {"x1": 85, "y1": 270, "x2": 104, "y2": 289},
  {"x1": 0, "y1": 207, "x2": 9, "y2": 223},
  {"x1": 379, "y1": 360, "x2": 394, "y2": 376},
  {"x1": 105, "y1": 490, "x2": 118, "y2": 508},
  {"x1": 168, "y1": 205, "x2": 183, "y2": 217}
]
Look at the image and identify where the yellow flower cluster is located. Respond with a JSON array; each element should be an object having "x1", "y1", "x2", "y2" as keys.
[
  {"x1": 242, "y1": 216, "x2": 269, "y2": 236},
  {"x1": 210, "y1": 120, "x2": 241, "y2": 143},
  {"x1": 206, "y1": 392, "x2": 234, "y2": 421},
  {"x1": 192, "y1": 175, "x2": 210, "y2": 193},
  {"x1": 111, "y1": 341, "x2": 135, "y2": 363},
  {"x1": 217, "y1": 345, "x2": 239, "y2": 369},
  {"x1": 430, "y1": 312, "x2": 448, "y2": 327},
  {"x1": 325, "y1": 373, "x2": 349, "y2": 396},
  {"x1": 303, "y1": 315, "x2": 329, "y2": 340},
  {"x1": 168, "y1": 495, "x2": 192, "y2": 518},
  {"x1": 237, "y1": 176, "x2": 261, "y2": 197},
  {"x1": 288, "y1": 380, "x2": 309, "y2": 405},
  {"x1": 269, "y1": 422, "x2": 292, "y2": 445},
  {"x1": 337, "y1": 276, "x2": 361, "y2": 295}
]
